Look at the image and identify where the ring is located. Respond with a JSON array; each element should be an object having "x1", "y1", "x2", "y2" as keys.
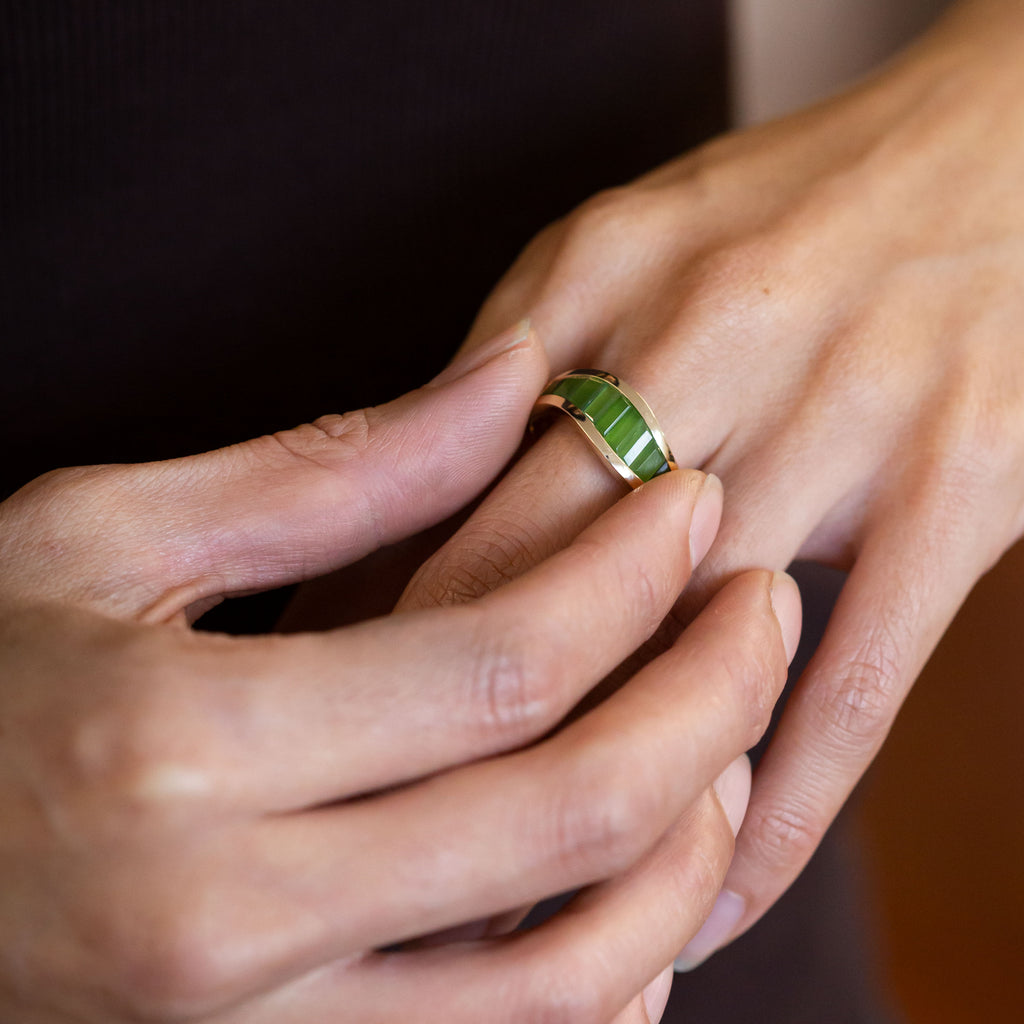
[{"x1": 531, "y1": 369, "x2": 677, "y2": 488}]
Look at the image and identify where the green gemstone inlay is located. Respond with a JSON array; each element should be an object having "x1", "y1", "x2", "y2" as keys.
[
  {"x1": 621, "y1": 428, "x2": 655, "y2": 465},
  {"x1": 546, "y1": 374, "x2": 672, "y2": 483},
  {"x1": 604, "y1": 407, "x2": 646, "y2": 454},
  {"x1": 591, "y1": 394, "x2": 630, "y2": 433},
  {"x1": 554, "y1": 376, "x2": 604, "y2": 410},
  {"x1": 580, "y1": 383, "x2": 620, "y2": 424},
  {"x1": 633, "y1": 441, "x2": 670, "y2": 481}
]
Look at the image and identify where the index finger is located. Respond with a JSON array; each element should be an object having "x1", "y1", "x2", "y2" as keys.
[{"x1": 145, "y1": 469, "x2": 722, "y2": 813}]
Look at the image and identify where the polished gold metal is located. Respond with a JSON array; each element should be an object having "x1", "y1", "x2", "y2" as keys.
[{"x1": 531, "y1": 369, "x2": 677, "y2": 488}]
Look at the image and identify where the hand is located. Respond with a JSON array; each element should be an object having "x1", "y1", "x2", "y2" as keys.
[
  {"x1": 402, "y1": 0, "x2": 1024, "y2": 965},
  {"x1": 0, "y1": 326, "x2": 799, "y2": 1023}
]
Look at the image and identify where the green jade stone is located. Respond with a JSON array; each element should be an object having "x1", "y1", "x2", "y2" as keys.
[
  {"x1": 604, "y1": 406, "x2": 647, "y2": 451},
  {"x1": 548, "y1": 376, "x2": 671, "y2": 482},
  {"x1": 632, "y1": 442, "x2": 670, "y2": 481},
  {"x1": 589, "y1": 394, "x2": 630, "y2": 435},
  {"x1": 555, "y1": 375, "x2": 604, "y2": 410}
]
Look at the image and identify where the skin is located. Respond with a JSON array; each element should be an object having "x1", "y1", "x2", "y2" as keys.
[
  {"x1": 14, "y1": 0, "x2": 1019, "y2": 1011},
  {"x1": 0, "y1": 329, "x2": 799, "y2": 1023},
  {"x1": 401, "y1": 0, "x2": 1024, "y2": 965}
]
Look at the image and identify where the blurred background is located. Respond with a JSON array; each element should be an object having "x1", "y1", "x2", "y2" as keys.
[{"x1": 856, "y1": 535, "x2": 1024, "y2": 1023}]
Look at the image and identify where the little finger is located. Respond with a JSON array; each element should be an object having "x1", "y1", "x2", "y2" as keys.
[{"x1": 723, "y1": 483, "x2": 1013, "y2": 945}]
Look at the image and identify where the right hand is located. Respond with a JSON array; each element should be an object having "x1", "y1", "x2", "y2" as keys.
[{"x1": 0, "y1": 327, "x2": 799, "y2": 1023}]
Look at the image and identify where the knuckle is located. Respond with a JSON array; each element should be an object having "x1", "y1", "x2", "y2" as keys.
[
  {"x1": 565, "y1": 529, "x2": 678, "y2": 646},
  {"x1": 523, "y1": 985, "x2": 601, "y2": 1024},
  {"x1": 553, "y1": 186, "x2": 661, "y2": 275},
  {"x1": 743, "y1": 800, "x2": 822, "y2": 875},
  {"x1": 464, "y1": 614, "x2": 560, "y2": 747},
  {"x1": 512, "y1": 952, "x2": 606, "y2": 1024},
  {"x1": 778, "y1": 164, "x2": 871, "y2": 238},
  {"x1": 820, "y1": 627, "x2": 904, "y2": 752},
  {"x1": 660, "y1": 790, "x2": 735, "y2": 894},
  {"x1": 545, "y1": 759, "x2": 659, "y2": 879},
  {"x1": 547, "y1": 530, "x2": 671, "y2": 651},
  {"x1": 821, "y1": 658, "x2": 899, "y2": 751},
  {"x1": 565, "y1": 186, "x2": 635, "y2": 241},
  {"x1": 661, "y1": 235, "x2": 797, "y2": 366},
  {"x1": 273, "y1": 408, "x2": 376, "y2": 466},
  {"x1": 937, "y1": 371, "x2": 1024, "y2": 491},
  {"x1": 942, "y1": 397, "x2": 1024, "y2": 555},
  {"x1": 734, "y1": 643, "x2": 787, "y2": 746},
  {"x1": 0, "y1": 466, "x2": 123, "y2": 580},
  {"x1": 56, "y1": 869, "x2": 228, "y2": 1022},
  {"x1": 42, "y1": 690, "x2": 214, "y2": 839},
  {"x1": 102, "y1": 889, "x2": 234, "y2": 1021},
  {"x1": 688, "y1": 235, "x2": 786, "y2": 306},
  {"x1": 11, "y1": 464, "x2": 111, "y2": 507},
  {"x1": 706, "y1": 613, "x2": 787, "y2": 747},
  {"x1": 630, "y1": 558, "x2": 663, "y2": 631},
  {"x1": 696, "y1": 808, "x2": 735, "y2": 883}
]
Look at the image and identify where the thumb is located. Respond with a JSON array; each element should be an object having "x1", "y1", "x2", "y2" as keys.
[{"x1": 1, "y1": 322, "x2": 546, "y2": 620}]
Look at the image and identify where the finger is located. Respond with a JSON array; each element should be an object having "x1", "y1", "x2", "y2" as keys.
[
  {"x1": 148, "y1": 469, "x2": 721, "y2": 811},
  {"x1": 400, "y1": 418, "x2": 623, "y2": 608},
  {"x1": 720, "y1": 491, "x2": 1006, "y2": 949},
  {"x1": 457, "y1": 196, "x2": 644, "y2": 371},
  {"x1": 670, "y1": 753, "x2": 752, "y2": 974},
  {"x1": 222, "y1": 788, "x2": 734, "y2": 1024},
  {"x1": 459, "y1": 174, "x2": 728, "y2": 373},
  {"x1": 400, "y1": 416, "x2": 722, "y2": 614},
  {"x1": 0, "y1": 322, "x2": 547, "y2": 620},
  {"x1": 638, "y1": 966, "x2": 676, "y2": 1024},
  {"x1": 676, "y1": 347, "x2": 896, "y2": 593},
  {"x1": 591, "y1": 968, "x2": 673, "y2": 1024},
  {"x1": 447, "y1": 792, "x2": 729, "y2": 1024},
  {"x1": 414, "y1": 751, "x2": 747, "y2": 959},
  {"x1": 627, "y1": 395, "x2": 882, "y2": 669},
  {"x1": 241, "y1": 571, "x2": 797, "y2": 969},
  {"x1": 400, "y1": 318, "x2": 762, "y2": 612},
  {"x1": 411, "y1": 697, "x2": 750, "y2": 962},
  {"x1": 74, "y1": 573, "x2": 780, "y2": 1020}
]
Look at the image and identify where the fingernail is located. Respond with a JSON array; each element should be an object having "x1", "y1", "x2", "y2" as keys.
[
  {"x1": 712, "y1": 754, "x2": 751, "y2": 837},
  {"x1": 642, "y1": 965, "x2": 674, "y2": 1023},
  {"x1": 673, "y1": 889, "x2": 746, "y2": 973},
  {"x1": 688, "y1": 473, "x2": 723, "y2": 570},
  {"x1": 769, "y1": 570, "x2": 802, "y2": 665},
  {"x1": 430, "y1": 319, "x2": 533, "y2": 387}
]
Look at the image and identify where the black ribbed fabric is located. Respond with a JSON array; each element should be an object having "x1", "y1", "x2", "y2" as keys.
[{"x1": 0, "y1": 0, "x2": 727, "y2": 499}]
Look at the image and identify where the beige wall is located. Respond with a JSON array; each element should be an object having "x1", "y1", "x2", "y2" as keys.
[{"x1": 730, "y1": 0, "x2": 950, "y2": 123}]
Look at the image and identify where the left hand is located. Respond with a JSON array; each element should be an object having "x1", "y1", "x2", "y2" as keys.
[
  {"x1": 402, "y1": 0, "x2": 1024, "y2": 963},
  {"x1": 0, "y1": 331, "x2": 800, "y2": 1023}
]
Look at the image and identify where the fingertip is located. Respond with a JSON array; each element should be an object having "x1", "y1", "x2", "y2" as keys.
[
  {"x1": 641, "y1": 965, "x2": 674, "y2": 1023},
  {"x1": 711, "y1": 753, "x2": 752, "y2": 838},
  {"x1": 769, "y1": 571, "x2": 802, "y2": 665},
  {"x1": 429, "y1": 319, "x2": 548, "y2": 394},
  {"x1": 673, "y1": 889, "x2": 746, "y2": 973},
  {"x1": 396, "y1": 321, "x2": 549, "y2": 490},
  {"x1": 632, "y1": 468, "x2": 721, "y2": 571},
  {"x1": 688, "y1": 472, "x2": 723, "y2": 570}
]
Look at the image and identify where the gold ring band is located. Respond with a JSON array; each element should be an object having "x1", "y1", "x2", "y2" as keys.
[{"x1": 531, "y1": 369, "x2": 677, "y2": 488}]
